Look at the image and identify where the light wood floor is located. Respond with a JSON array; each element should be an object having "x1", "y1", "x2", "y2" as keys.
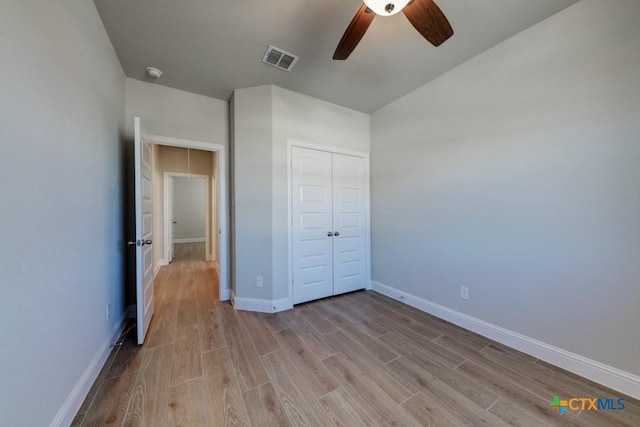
[{"x1": 73, "y1": 256, "x2": 640, "y2": 426}]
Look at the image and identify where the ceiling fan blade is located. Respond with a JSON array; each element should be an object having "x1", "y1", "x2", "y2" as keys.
[
  {"x1": 403, "y1": 0, "x2": 453, "y2": 47},
  {"x1": 333, "y1": 4, "x2": 375, "y2": 60}
]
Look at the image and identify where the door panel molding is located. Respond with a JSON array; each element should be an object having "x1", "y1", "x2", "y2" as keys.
[
  {"x1": 291, "y1": 147, "x2": 334, "y2": 304},
  {"x1": 288, "y1": 140, "x2": 371, "y2": 306},
  {"x1": 134, "y1": 117, "x2": 154, "y2": 344},
  {"x1": 332, "y1": 153, "x2": 367, "y2": 295}
]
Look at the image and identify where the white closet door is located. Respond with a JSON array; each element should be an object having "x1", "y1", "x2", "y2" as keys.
[
  {"x1": 332, "y1": 154, "x2": 367, "y2": 295},
  {"x1": 291, "y1": 147, "x2": 334, "y2": 304}
]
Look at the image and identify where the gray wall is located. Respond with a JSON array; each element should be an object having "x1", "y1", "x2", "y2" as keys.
[
  {"x1": 371, "y1": 0, "x2": 640, "y2": 376},
  {"x1": 232, "y1": 86, "x2": 274, "y2": 300},
  {"x1": 174, "y1": 177, "x2": 206, "y2": 240},
  {"x1": 0, "y1": 0, "x2": 125, "y2": 425},
  {"x1": 125, "y1": 77, "x2": 229, "y2": 144},
  {"x1": 232, "y1": 85, "x2": 370, "y2": 302}
]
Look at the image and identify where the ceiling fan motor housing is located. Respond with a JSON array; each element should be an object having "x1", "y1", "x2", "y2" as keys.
[{"x1": 364, "y1": 0, "x2": 410, "y2": 16}]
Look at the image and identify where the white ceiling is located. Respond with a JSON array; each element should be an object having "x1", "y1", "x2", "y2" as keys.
[{"x1": 94, "y1": 0, "x2": 578, "y2": 113}]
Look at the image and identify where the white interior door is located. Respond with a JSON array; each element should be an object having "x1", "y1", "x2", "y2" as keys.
[
  {"x1": 133, "y1": 117, "x2": 154, "y2": 345},
  {"x1": 168, "y1": 176, "x2": 175, "y2": 263},
  {"x1": 332, "y1": 154, "x2": 367, "y2": 295},
  {"x1": 291, "y1": 147, "x2": 368, "y2": 304},
  {"x1": 291, "y1": 147, "x2": 334, "y2": 304}
]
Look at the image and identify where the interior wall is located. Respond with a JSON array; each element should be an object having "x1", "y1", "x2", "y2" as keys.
[
  {"x1": 173, "y1": 177, "x2": 206, "y2": 241},
  {"x1": 232, "y1": 85, "x2": 370, "y2": 303},
  {"x1": 125, "y1": 78, "x2": 228, "y2": 144},
  {"x1": 0, "y1": 0, "x2": 125, "y2": 425},
  {"x1": 232, "y1": 86, "x2": 273, "y2": 300},
  {"x1": 152, "y1": 146, "x2": 215, "y2": 265},
  {"x1": 370, "y1": 0, "x2": 640, "y2": 377}
]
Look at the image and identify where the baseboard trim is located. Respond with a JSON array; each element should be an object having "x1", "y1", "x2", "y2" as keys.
[
  {"x1": 50, "y1": 315, "x2": 126, "y2": 427},
  {"x1": 154, "y1": 259, "x2": 167, "y2": 278},
  {"x1": 231, "y1": 292, "x2": 292, "y2": 313},
  {"x1": 371, "y1": 280, "x2": 640, "y2": 400},
  {"x1": 174, "y1": 238, "x2": 205, "y2": 244}
]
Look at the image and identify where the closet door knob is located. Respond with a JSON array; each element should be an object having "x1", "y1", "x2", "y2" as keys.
[
  {"x1": 334, "y1": 231, "x2": 340, "y2": 237},
  {"x1": 327, "y1": 231, "x2": 334, "y2": 237}
]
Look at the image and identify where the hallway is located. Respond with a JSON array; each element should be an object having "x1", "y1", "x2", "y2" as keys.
[{"x1": 173, "y1": 242, "x2": 206, "y2": 262}]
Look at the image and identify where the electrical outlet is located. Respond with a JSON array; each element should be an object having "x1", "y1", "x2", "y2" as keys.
[
  {"x1": 256, "y1": 276, "x2": 263, "y2": 288},
  {"x1": 106, "y1": 303, "x2": 112, "y2": 320},
  {"x1": 460, "y1": 286, "x2": 470, "y2": 300}
]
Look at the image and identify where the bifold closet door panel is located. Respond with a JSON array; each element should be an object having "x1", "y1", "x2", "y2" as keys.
[
  {"x1": 332, "y1": 153, "x2": 367, "y2": 296},
  {"x1": 291, "y1": 147, "x2": 334, "y2": 304}
]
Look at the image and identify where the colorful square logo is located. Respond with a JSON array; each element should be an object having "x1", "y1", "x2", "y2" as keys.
[{"x1": 549, "y1": 395, "x2": 569, "y2": 415}]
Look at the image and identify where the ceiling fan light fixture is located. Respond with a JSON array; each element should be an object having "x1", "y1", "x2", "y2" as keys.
[
  {"x1": 364, "y1": 0, "x2": 411, "y2": 16},
  {"x1": 333, "y1": 0, "x2": 453, "y2": 60}
]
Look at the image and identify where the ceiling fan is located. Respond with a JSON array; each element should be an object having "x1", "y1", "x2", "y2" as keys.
[{"x1": 333, "y1": 0, "x2": 454, "y2": 60}]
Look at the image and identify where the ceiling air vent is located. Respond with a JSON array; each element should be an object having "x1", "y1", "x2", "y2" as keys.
[{"x1": 262, "y1": 45, "x2": 299, "y2": 71}]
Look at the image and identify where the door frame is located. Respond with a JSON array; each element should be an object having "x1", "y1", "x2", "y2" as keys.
[
  {"x1": 287, "y1": 139, "x2": 372, "y2": 307},
  {"x1": 163, "y1": 172, "x2": 209, "y2": 264},
  {"x1": 149, "y1": 134, "x2": 230, "y2": 301}
]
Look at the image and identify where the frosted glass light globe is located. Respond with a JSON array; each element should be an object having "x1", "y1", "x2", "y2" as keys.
[{"x1": 364, "y1": 0, "x2": 411, "y2": 16}]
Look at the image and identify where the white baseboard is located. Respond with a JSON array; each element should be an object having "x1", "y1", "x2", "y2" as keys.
[
  {"x1": 231, "y1": 292, "x2": 292, "y2": 313},
  {"x1": 174, "y1": 238, "x2": 205, "y2": 244},
  {"x1": 371, "y1": 281, "x2": 640, "y2": 400},
  {"x1": 154, "y1": 259, "x2": 167, "y2": 278},
  {"x1": 221, "y1": 287, "x2": 231, "y2": 302},
  {"x1": 50, "y1": 315, "x2": 126, "y2": 427}
]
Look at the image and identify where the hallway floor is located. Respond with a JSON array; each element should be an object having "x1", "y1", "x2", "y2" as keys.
[{"x1": 173, "y1": 241, "x2": 206, "y2": 262}]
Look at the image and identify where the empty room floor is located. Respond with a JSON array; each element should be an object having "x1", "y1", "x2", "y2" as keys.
[{"x1": 73, "y1": 257, "x2": 639, "y2": 426}]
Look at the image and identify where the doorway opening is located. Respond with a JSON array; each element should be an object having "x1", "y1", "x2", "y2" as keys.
[
  {"x1": 164, "y1": 174, "x2": 208, "y2": 263},
  {"x1": 148, "y1": 135, "x2": 229, "y2": 302}
]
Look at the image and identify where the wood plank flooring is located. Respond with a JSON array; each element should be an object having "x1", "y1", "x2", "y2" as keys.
[{"x1": 74, "y1": 250, "x2": 640, "y2": 426}]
